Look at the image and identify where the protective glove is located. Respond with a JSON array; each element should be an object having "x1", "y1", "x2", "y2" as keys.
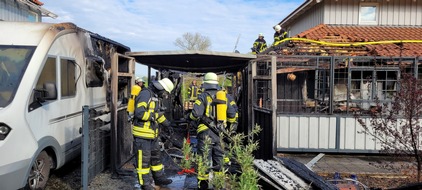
[{"x1": 127, "y1": 112, "x2": 134, "y2": 122}]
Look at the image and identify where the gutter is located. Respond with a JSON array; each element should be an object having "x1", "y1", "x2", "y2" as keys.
[
  {"x1": 17, "y1": 0, "x2": 58, "y2": 19},
  {"x1": 278, "y1": 0, "x2": 317, "y2": 27}
]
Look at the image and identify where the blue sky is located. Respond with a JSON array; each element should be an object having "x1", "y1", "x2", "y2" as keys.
[{"x1": 41, "y1": 0, "x2": 302, "y2": 76}]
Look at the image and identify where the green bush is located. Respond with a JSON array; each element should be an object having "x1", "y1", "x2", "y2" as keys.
[{"x1": 179, "y1": 124, "x2": 261, "y2": 190}]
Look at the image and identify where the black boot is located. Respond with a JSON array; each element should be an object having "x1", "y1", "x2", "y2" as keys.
[
  {"x1": 154, "y1": 178, "x2": 172, "y2": 186},
  {"x1": 198, "y1": 180, "x2": 209, "y2": 190}
]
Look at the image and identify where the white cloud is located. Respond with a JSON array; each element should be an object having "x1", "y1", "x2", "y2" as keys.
[{"x1": 41, "y1": 0, "x2": 302, "y2": 75}]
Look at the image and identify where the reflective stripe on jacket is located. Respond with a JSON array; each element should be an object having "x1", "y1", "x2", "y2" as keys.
[
  {"x1": 133, "y1": 88, "x2": 170, "y2": 139},
  {"x1": 188, "y1": 84, "x2": 199, "y2": 100},
  {"x1": 273, "y1": 30, "x2": 288, "y2": 46},
  {"x1": 252, "y1": 38, "x2": 267, "y2": 53}
]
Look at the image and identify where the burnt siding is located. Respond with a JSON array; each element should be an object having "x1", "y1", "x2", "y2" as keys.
[{"x1": 277, "y1": 72, "x2": 305, "y2": 113}]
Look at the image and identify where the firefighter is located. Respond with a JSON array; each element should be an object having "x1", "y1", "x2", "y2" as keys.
[
  {"x1": 187, "y1": 79, "x2": 200, "y2": 110},
  {"x1": 133, "y1": 78, "x2": 174, "y2": 190},
  {"x1": 127, "y1": 77, "x2": 145, "y2": 118},
  {"x1": 188, "y1": 79, "x2": 200, "y2": 101},
  {"x1": 135, "y1": 77, "x2": 145, "y2": 88},
  {"x1": 251, "y1": 33, "x2": 267, "y2": 54},
  {"x1": 272, "y1": 24, "x2": 288, "y2": 47},
  {"x1": 188, "y1": 72, "x2": 238, "y2": 189}
]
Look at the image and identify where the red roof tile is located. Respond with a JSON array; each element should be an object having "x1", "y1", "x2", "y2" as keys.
[
  {"x1": 30, "y1": 0, "x2": 44, "y2": 6},
  {"x1": 279, "y1": 24, "x2": 422, "y2": 57}
]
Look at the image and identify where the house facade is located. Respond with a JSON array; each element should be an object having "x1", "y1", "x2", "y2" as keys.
[
  {"x1": 280, "y1": 0, "x2": 422, "y2": 36},
  {"x1": 0, "y1": 0, "x2": 56, "y2": 22},
  {"x1": 256, "y1": 0, "x2": 422, "y2": 154}
]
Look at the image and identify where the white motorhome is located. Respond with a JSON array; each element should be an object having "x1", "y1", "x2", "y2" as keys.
[{"x1": 0, "y1": 22, "x2": 131, "y2": 190}]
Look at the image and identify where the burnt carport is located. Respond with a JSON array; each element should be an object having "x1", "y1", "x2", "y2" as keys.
[
  {"x1": 126, "y1": 50, "x2": 256, "y2": 73},
  {"x1": 125, "y1": 50, "x2": 276, "y2": 158}
]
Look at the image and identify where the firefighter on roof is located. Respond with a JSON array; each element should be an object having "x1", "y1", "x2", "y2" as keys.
[
  {"x1": 251, "y1": 33, "x2": 267, "y2": 54},
  {"x1": 133, "y1": 78, "x2": 174, "y2": 190},
  {"x1": 188, "y1": 72, "x2": 238, "y2": 189},
  {"x1": 273, "y1": 24, "x2": 288, "y2": 47}
]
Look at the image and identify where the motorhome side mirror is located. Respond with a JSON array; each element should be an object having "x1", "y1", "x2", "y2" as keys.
[
  {"x1": 33, "y1": 82, "x2": 57, "y2": 102},
  {"x1": 29, "y1": 82, "x2": 57, "y2": 111},
  {"x1": 43, "y1": 82, "x2": 57, "y2": 100}
]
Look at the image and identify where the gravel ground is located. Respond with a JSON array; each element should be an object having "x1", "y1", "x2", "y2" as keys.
[
  {"x1": 45, "y1": 157, "x2": 134, "y2": 190},
  {"x1": 45, "y1": 154, "x2": 418, "y2": 190}
]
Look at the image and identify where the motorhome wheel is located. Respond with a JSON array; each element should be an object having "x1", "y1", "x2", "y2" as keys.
[{"x1": 27, "y1": 151, "x2": 51, "y2": 190}]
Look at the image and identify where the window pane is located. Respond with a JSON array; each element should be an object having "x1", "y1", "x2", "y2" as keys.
[
  {"x1": 36, "y1": 57, "x2": 56, "y2": 90},
  {"x1": 61, "y1": 59, "x2": 76, "y2": 97},
  {"x1": 0, "y1": 46, "x2": 35, "y2": 107},
  {"x1": 361, "y1": 6, "x2": 376, "y2": 22}
]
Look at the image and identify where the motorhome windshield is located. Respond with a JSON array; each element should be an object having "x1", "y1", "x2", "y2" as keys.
[{"x1": 0, "y1": 46, "x2": 35, "y2": 108}]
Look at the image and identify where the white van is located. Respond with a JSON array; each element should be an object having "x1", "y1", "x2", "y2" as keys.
[{"x1": 0, "y1": 21, "x2": 130, "y2": 190}]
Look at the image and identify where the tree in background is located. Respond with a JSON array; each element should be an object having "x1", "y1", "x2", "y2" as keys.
[
  {"x1": 356, "y1": 72, "x2": 422, "y2": 182},
  {"x1": 174, "y1": 32, "x2": 212, "y2": 51}
]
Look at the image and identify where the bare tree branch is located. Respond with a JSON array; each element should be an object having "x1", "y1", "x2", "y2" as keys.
[
  {"x1": 174, "y1": 32, "x2": 212, "y2": 51},
  {"x1": 356, "y1": 72, "x2": 422, "y2": 181}
]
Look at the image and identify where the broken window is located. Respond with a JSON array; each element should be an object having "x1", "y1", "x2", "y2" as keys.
[
  {"x1": 347, "y1": 70, "x2": 398, "y2": 110},
  {"x1": 273, "y1": 56, "x2": 416, "y2": 115},
  {"x1": 85, "y1": 56, "x2": 104, "y2": 87},
  {"x1": 253, "y1": 60, "x2": 273, "y2": 110}
]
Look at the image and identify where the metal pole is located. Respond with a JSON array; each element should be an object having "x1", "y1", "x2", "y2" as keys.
[
  {"x1": 271, "y1": 55, "x2": 277, "y2": 157},
  {"x1": 81, "y1": 105, "x2": 89, "y2": 190},
  {"x1": 329, "y1": 56, "x2": 334, "y2": 114},
  {"x1": 335, "y1": 116, "x2": 340, "y2": 151}
]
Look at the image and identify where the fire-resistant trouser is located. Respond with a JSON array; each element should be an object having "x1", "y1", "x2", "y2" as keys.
[
  {"x1": 133, "y1": 137, "x2": 166, "y2": 186},
  {"x1": 197, "y1": 129, "x2": 224, "y2": 183}
]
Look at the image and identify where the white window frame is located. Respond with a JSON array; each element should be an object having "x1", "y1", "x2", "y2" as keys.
[
  {"x1": 27, "y1": 10, "x2": 39, "y2": 22},
  {"x1": 359, "y1": 3, "x2": 379, "y2": 25}
]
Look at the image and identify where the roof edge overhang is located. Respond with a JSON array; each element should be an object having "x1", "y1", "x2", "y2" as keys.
[
  {"x1": 17, "y1": 0, "x2": 58, "y2": 18},
  {"x1": 279, "y1": 0, "x2": 320, "y2": 28}
]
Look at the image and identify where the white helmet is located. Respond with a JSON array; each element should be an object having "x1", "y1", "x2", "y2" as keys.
[
  {"x1": 135, "y1": 77, "x2": 144, "y2": 83},
  {"x1": 204, "y1": 72, "x2": 218, "y2": 84},
  {"x1": 158, "y1": 78, "x2": 174, "y2": 93},
  {"x1": 274, "y1": 25, "x2": 281, "y2": 32},
  {"x1": 259, "y1": 33, "x2": 263, "y2": 37}
]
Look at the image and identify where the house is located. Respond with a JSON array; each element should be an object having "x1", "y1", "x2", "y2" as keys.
[
  {"x1": 273, "y1": 0, "x2": 422, "y2": 57},
  {"x1": 279, "y1": 0, "x2": 422, "y2": 36},
  {"x1": 252, "y1": 0, "x2": 422, "y2": 155},
  {"x1": 0, "y1": 0, "x2": 56, "y2": 22}
]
